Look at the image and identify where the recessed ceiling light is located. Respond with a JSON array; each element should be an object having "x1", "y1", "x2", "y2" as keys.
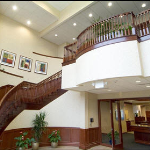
[
  {"x1": 146, "y1": 85, "x2": 150, "y2": 88},
  {"x1": 73, "y1": 23, "x2": 76, "y2": 26},
  {"x1": 55, "y1": 34, "x2": 58, "y2": 37},
  {"x1": 108, "y1": 2, "x2": 112, "y2": 7},
  {"x1": 89, "y1": 13, "x2": 93, "y2": 17},
  {"x1": 108, "y1": 90, "x2": 112, "y2": 91},
  {"x1": 142, "y1": 3, "x2": 146, "y2": 7},
  {"x1": 136, "y1": 81, "x2": 141, "y2": 83},
  {"x1": 12, "y1": 5, "x2": 17, "y2": 10},
  {"x1": 27, "y1": 20, "x2": 31, "y2": 25},
  {"x1": 73, "y1": 38, "x2": 76, "y2": 40}
]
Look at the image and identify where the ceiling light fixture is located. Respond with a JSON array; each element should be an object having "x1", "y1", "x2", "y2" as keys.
[
  {"x1": 89, "y1": 13, "x2": 93, "y2": 17},
  {"x1": 136, "y1": 81, "x2": 141, "y2": 83},
  {"x1": 55, "y1": 34, "x2": 58, "y2": 37},
  {"x1": 27, "y1": 20, "x2": 31, "y2": 25},
  {"x1": 12, "y1": 5, "x2": 17, "y2": 10},
  {"x1": 142, "y1": 3, "x2": 146, "y2": 7},
  {"x1": 73, "y1": 23, "x2": 77, "y2": 26},
  {"x1": 108, "y1": 90, "x2": 112, "y2": 91},
  {"x1": 73, "y1": 38, "x2": 76, "y2": 40},
  {"x1": 146, "y1": 85, "x2": 150, "y2": 88},
  {"x1": 108, "y1": 2, "x2": 112, "y2": 7}
]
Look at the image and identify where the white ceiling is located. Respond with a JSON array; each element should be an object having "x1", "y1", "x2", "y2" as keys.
[
  {"x1": 0, "y1": 1, "x2": 58, "y2": 32},
  {"x1": 47, "y1": 1, "x2": 74, "y2": 11},
  {"x1": 43, "y1": 1, "x2": 150, "y2": 45},
  {"x1": 68, "y1": 76, "x2": 150, "y2": 95},
  {"x1": 0, "y1": 1, "x2": 150, "y2": 45}
]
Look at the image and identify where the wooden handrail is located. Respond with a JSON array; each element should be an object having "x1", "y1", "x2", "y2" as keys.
[
  {"x1": 0, "y1": 70, "x2": 62, "y2": 109},
  {"x1": 0, "y1": 70, "x2": 23, "y2": 78},
  {"x1": 63, "y1": 9, "x2": 150, "y2": 65},
  {"x1": 0, "y1": 70, "x2": 67, "y2": 135}
]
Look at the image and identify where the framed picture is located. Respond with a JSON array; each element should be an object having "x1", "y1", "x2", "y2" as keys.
[
  {"x1": 18, "y1": 55, "x2": 32, "y2": 72},
  {"x1": 35, "y1": 60, "x2": 48, "y2": 75},
  {"x1": 0, "y1": 49, "x2": 16, "y2": 67}
]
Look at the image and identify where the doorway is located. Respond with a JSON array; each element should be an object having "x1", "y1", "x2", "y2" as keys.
[{"x1": 98, "y1": 100, "x2": 123, "y2": 150}]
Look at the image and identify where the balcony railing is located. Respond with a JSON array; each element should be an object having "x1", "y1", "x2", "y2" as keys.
[{"x1": 63, "y1": 9, "x2": 150, "y2": 65}]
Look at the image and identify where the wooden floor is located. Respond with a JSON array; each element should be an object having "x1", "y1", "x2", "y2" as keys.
[{"x1": 29, "y1": 145, "x2": 112, "y2": 150}]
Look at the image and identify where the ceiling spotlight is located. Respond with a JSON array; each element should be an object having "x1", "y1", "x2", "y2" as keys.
[
  {"x1": 73, "y1": 23, "x2": 77, "y2": 26},
  {"x1": 89, "y1": 13, "x2": 93, "y2": 17},
  {"x1": 136, "y1": 81, "x2": 141, "y2": 83},
  {"x1": 73, "y1": 38, "x2": 76, "y2": 40},
  {"x1": 108, "y1": 2, "x2": 112, "y2": 6},
  {"x1": 12, "y1": 5, "x2": 17, "y2": 10},
  {"x1": 27, "y1": 20, "x2": 31, "y2": 25},
  {"x1": 142, "y1": 3, "x2": 146, "y2": 7},
  {"x1": 55, "y1": 34, "x2": 58, "y2": 37},
  {"x1": 108, "y1": 90, "x2": 112, "y2": 91},
  {"x1": 146, "y1": 85, "x2": 150, "y2": 88}
]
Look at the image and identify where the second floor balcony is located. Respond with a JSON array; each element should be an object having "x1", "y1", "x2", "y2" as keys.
[{"x1": 62, "y1": 9, "x2": 150, "y2": 66}]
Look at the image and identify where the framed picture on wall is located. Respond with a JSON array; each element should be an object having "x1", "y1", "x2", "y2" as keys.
[
  {"x1": 0, "y1": 49, "x2": 16, "y2": 67},
  {"x1": 35, "y1": 60, "x2": 48, "y2": 75},
  {"x1": 18, "y1": 55, "x2": 32, "y2": 72}
]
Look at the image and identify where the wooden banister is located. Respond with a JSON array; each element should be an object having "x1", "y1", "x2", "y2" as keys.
[
  {"x1": 0, "y1": 70, "x2": 67, "y2": 135},
  {"x1": 63, "y1": 9, "x2": 150, "y2": 66}
]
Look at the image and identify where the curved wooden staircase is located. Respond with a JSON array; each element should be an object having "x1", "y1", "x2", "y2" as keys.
[{"x1": 0, "y1": 70, "x2": 67, "y2": 136}]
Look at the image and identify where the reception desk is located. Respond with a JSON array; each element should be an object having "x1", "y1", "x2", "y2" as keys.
[{"x1": 127, "y1": 122, "x2": 150, "y2": 145}]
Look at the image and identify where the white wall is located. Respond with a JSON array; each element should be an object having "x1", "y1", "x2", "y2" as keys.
[
  {"x1": 57, "y1": 43, "x2": 67, "y2": 58},
  {"x1": 0, "y1": 14, "x2": 62, "y2": 86},
  {"x1": 88, "y1": 93, "x2": 98, "y2": 128},
  {"x1": 62, "y1": 40, "x2": 142, "y2": 89},
  {"x1": 6, "y1": 91, "x2": 87, "y2": 130},
  {"x1": 138, "y1": 40, "x2": 150, "y2": 77}
]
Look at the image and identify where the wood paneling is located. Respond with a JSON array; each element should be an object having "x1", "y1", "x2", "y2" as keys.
[
  {"x1": 0, "y1": 127, "x2": 99, "y2": 150},
  {"x1": 0, "y1": 85, "x2": 14, "y2": 101},
  {"x1": 0, "y1": 71, "x2": 67, "y2": 136}
]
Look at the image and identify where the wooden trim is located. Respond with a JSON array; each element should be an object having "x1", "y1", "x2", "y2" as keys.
[
  {"x1": 110, "y1": 100, "x2": 115, "y2": 147},
  {"x1": 63, "y1": 35, "x2": 137, "y2": 66},
  {"x1": 98, "y1": 97, "x2": 150, "y2": 101},
  {"x1": 124, "y1": 102, "x2": 132, "y2": 105},
  {"x1": 76, "y1": 35, "x2": 137, "y2": 60},
  {"x1": 0, "y1": 85, "x2": 14, "y2": 90},
  {"x1": 0, "y1": 70, "x2": 23, "y2": 78},
  {"x1": 33, "y1": 52, "x2": 63, "y2": 59},
  {"x1": 138, "y1": 34, "x2": 150, "y2": 42},
  {"x1": 0, "y1": 127, "x2": 100, "y2": 150},
  {"x1": 62, "y1": 59, "x2": 76, "y2": 66}
]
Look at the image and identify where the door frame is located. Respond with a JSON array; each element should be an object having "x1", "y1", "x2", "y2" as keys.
[
  {"x1": 98, "y1": 99, "x2": 123, "y2": 150},
  {"x1": 98, "y1": 97, "x2": 150, "y2": 149}
]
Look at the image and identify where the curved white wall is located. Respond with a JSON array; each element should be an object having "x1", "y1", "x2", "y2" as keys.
[
  {"x1": 62, "y1": 40, "x2": 142, "y2": 89},
  {"x1": 139, "y1": 39, "x2": 150, "y2": 77}
]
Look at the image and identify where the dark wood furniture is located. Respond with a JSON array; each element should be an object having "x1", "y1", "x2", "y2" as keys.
[
  {"x1": 127, "y1": 121, "x2": 150, "y2": 145},
  {"x1": 135, "y1": 116, "x2": 145, "y2": 124}
]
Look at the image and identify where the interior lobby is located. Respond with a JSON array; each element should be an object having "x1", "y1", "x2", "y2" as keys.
[{"x1": 0, "y1": 1, "x2": 150, "y2": 150}]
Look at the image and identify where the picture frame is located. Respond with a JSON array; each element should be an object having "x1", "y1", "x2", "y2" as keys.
[
  {"x1": 0, "y1": 49, "x2": 16, "y2": 68},
  {"x1": 35, "y1": 60, "x2": 48, "y2": 75},
  {"x1": 18, "y1": 55, "x2": 32, "y2": 72}
]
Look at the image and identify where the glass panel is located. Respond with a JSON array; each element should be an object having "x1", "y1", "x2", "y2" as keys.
[
  {"x1": 100, "y1": 101, "x2": 112, "y2": 145},
  {"x1": 113, "y1": 101, "x2": 121, "y2": 145}
]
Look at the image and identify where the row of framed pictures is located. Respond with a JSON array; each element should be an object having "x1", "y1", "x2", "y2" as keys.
[{"x1": 0, "y1": 49, "x2": 48, "y2": 75}]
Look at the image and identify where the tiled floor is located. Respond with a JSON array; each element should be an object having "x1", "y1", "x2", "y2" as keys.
[{"x1": 29, "y1": 145, "x2": 112, "y2": 150}]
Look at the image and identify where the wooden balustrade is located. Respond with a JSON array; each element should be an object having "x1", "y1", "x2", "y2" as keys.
[
  {"x1": 63, "y1": 9, "x2": 150, "y2": 66},
  {"x1": 135, "y1": 9, "x2": 150, "y2": 37},
  {"x1": 0, "y1": 70, "x2": 67, "y2": 136}
]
